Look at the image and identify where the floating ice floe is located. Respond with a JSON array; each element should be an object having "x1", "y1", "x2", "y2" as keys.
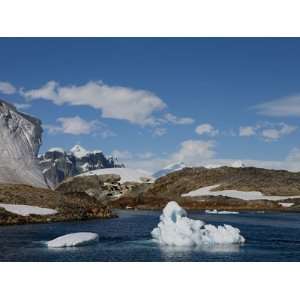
[
  {"x1": 182, "y1": 184, "x2": 300, "y2": 201},
  {"x1": 151, "y1": 201, "x2": 245, "y2": 247},
  {"x1": 46, "y1": 232, "x2": 99, "y2": 248},
  {"x1": 0, "y1": 203, "x2": 57, "y2": 216},
  {"x1": 205, "y1": 209, "x2": 239, "y2": 214}
]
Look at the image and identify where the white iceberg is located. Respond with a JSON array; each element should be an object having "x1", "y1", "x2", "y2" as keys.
[
  {"x1": 46, "y1": 232, "x2": 99, "y2": 248},
  {"x1": 151, "y1": 201, "x2": 245, "y2": 247},
  {"x1": 0, "y1": 203, "x2": 57, "y2": 216}
]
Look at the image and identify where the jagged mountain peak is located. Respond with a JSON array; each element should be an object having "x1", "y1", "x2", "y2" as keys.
[{"x1": 70, "y1": 144, "x2": 89, "y2": 158}]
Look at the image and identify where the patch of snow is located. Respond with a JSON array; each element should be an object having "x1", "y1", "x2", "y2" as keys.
[
  {"x1": 205, "y1": 209, "x2": 239, "y2": 214},
  {"x1": 70, "y1": 144, "x2": 89, "y2": 159},
  {"x1": 79, "y1": 167, "x2": 153, "y2": 183},
  {"x1": 151, "y1": 201, "x2": 245, "y2": 247},
  {"x1": 46, "y1": 232, "x2": 99, "y2": 248},
  {"x1": 182, "y1": 184, "x2": 300, "y2": 201},
  {"x1": 204, "y1": 164, "x2": 222, "y2": 169},
  {"x1": 0, "y1": 203, "x2": 57, "y2": 216},
  {"x1": 153, "y1": 162, "x2": 186, "y2": 178},
  {"x1": 91, "y1": 150, "x2": 103, "y2": 154},
  {"x1": 231, "y1": 160, "x2": 246, "y2": 168},
  {"x1": 279, "y1": 202, "x2": 294, "y2": 208},
  {"x1": 48, "y1": 147, "x2": 65, "y2": 153},
  {"x1": 80, "y1": 162, "x2": 90, "y2": 172}
]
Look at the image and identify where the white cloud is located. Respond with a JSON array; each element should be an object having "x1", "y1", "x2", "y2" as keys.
[
  {"x1": 287, "y1": 147, "x2": 300, "y2": 162},
  {"x1": 239, "y1": 126, "x2": 256, "y2": 137},
  {"x1": 153, "y1": 127, "x2": 167, "y2": 137},
  {"x1": 195, "y1": 123, "x2": 218, "y2": 136},
  {"x1": 13, "y1": 103, "x2": 31, "y2": 110},
  {"x1": 44, "y1": 116, "x2": 115, "y2": 137},
  {"x1": 163, "y1": 113, "x2": 194, "y2": 125},
  {"x1": 22, "y1": 80, "x2": 166, "y2": 126},
  {"x1": 0, "y1": 81, "x2": 16, "y2": 95},
  {"x1": 254, "y1": 94, "x2": 300, "y2": 117},
  {"x1": 239, "y1": 122, "x2": 297, "y2": 141},
  {"x1": 171, "y1": 139, "x2": 216, "y2": 163},
  {"x1": 111, "y1": 150, "x2": 133, "y2": 160},
  {"x1": 261, "y1": 123, "x2": 297, "y2": 141},
  {"x1": 137, "y1": 152, "x2": 155, "y2": 159}
]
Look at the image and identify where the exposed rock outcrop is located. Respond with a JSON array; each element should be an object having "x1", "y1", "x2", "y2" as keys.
[
  {"x1": 0, "y1": 100, "x2": 47, "y2": 188},
  {"x1": 0, "y1": 183, "x2": 114, "y2": 225},
  {"x1": 56, "y1": 174, "x2": 144, "y2": 203}
]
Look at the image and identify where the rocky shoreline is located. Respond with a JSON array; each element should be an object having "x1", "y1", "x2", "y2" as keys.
[{"x1": 0, "y1": 183, "x2": 116, "y2": 226}]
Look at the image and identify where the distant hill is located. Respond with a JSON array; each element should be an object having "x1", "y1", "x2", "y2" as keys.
[{"x1": 112, "y1": 166, "x2": 300, "y2": 211}]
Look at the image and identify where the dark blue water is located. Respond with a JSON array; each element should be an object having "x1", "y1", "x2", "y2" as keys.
[{"x1": 1, "y1": 210, "x2": 300, "y2": 261}]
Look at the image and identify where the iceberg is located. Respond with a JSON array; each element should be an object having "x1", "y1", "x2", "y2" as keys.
[
  {"x1": 46, "y1": 232, "x2": 99, "y2": 248},
  {"x1": 151, "y1": 201, "x2": 245, "y2": 247}
]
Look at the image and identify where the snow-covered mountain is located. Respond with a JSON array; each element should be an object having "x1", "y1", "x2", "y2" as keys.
[
  {"x1": 153, "y1": 162, "x2": 186, "y2": 179},
  {"x1": 39, "y1": 144, "x2": 124, "y2": 187},
  {"x1": 0, "y1": 100, "x2": 47, "y2": 188}
]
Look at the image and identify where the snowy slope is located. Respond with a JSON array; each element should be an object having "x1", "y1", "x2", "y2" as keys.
[
  {"x1": 79, "y1": 167, "x2": 153, "y2": 183},
  {"x1": 153, "y1": 162, "x2": 186, "y2": 179},
  {"x1": 182, "y1": 184, "x2": 300, "y2": 201},
  {"x1": 0, "y1": 100, "x2": 47, "y2": 188},
  {"x1": 0, "y1": 203, "x2": 57, "y2": 216}
]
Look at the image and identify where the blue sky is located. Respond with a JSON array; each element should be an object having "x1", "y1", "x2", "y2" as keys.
[{"x1": 1, "y1": 38, "x2": 300, "y2": 171}]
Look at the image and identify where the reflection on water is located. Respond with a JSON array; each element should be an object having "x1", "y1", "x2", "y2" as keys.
[{"x1": 158, "y1": 243, "x2": 242, "y2": 260}]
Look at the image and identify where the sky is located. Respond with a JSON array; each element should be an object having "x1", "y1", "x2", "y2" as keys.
[{"x1": 1, "y1": 38, "x2": 300, "y2": 172}]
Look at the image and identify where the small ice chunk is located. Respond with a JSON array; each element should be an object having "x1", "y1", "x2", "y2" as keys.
[
  {"x1": 46, "y1": 232, "x2": 99, "y2": 248},
  {"x1": 151, "y1": 201, "x2": 245, "y2": 247}
]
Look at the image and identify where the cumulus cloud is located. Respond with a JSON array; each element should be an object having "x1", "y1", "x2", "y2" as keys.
[
  {"x1": 163, "y1": 113, "x2": 194, "y2": 125},
  {"x1": 261, "y1": 123, "x2": 297, "y2": 141},
  {"x1": 111, "y1": 149, "x2": 133, "y2": 160},
  {"x1": 0, "y1": 81, "x2": 17, "y2": 94},
  {"x1": 153, "y1": 127, "x2": 167, "y2": 137},
  {"x1": 45, "y1": 116, "x2": 115, "y2": 137},
  {"x1": 13, "y1": 103, "x2": 31, "y2": 110},
  {"x1": 137, "y1": 152, "x2": 155, "y2": 159},
  {"x1": 239, "y1": 126, "x2": 256, "y2": 137},
  {"x1": 195, "y1": 123, "x2": 219, "y2": 136},
  {"x1": 239, "y1": 122, "x2": 297, "y2": 141},
  {"x1": 254, "y1": 94, "x2": 300, "y2": 117},
  {"x1": 286, "y1": 147, "x2": 300, "y2": 162},
  {"x1": 22, "y1": 80, "x2": 166, "y2": 126},
  {"x1": 171, "y1": 139, "x2": 216, "y2": 164}
]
